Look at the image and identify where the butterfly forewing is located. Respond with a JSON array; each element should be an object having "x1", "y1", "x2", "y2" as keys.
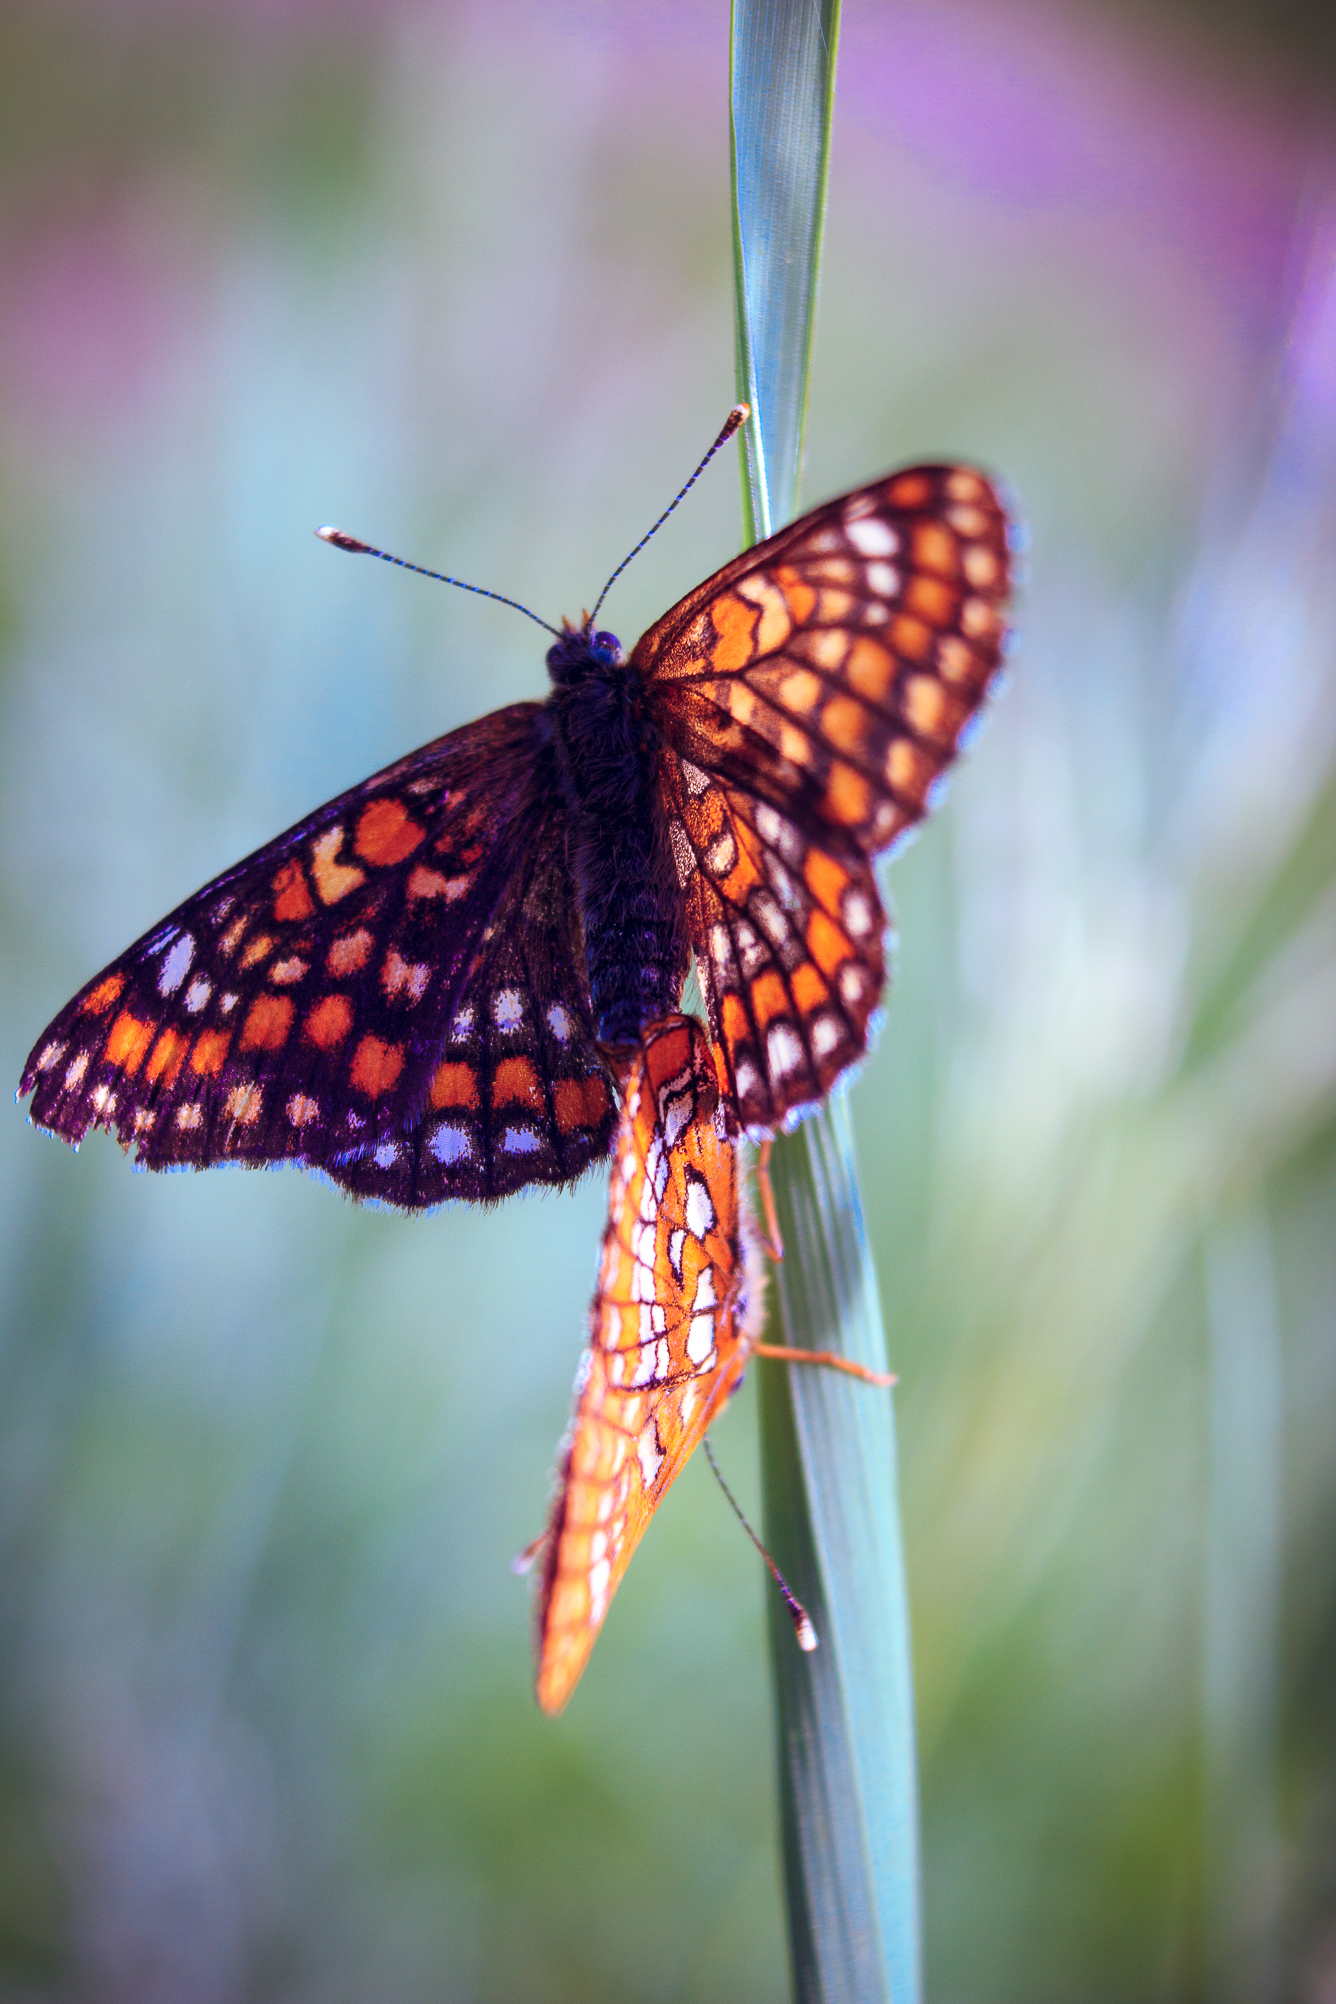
[
  {"x1": 20, "y1": 704, "x2": 610, "y2": 1203},
  {"x1": 637, "y1": 464, "x2": 1012, "y2": 1125},
  {"x1": 535, "y1": 1015, "x2": 761, "y2": 1715}
]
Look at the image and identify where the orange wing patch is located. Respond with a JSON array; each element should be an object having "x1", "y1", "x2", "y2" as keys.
[{"x1": 534, "y1": 1015, "x2": 763, "y2": 1716}]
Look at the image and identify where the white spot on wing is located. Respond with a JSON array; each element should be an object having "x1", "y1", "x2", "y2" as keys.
[
  {"x1": 767, "y1": 1022, "x2": 804, "y2": 1079},
  {"x1": 546, "y1": 1002, "x2": 574, "y2": 1043},
  {"x1": 705, "y1": 828, "x2": 737, "y2": 875},
  {"x1": 184, "y1": 978, "x2": 211, "y2": 1013},
  {"x1": 64, "y1": 1052, "x2": 89, "y2": 1089},
  {"x1": 501, "y1": 1125, "x2": 539, "y2": 1154},
  {"x1": 842, "y1": 889, "x2": 874, "y2": 938},
  {"x1": 661, "y1": 1087, "x2": 692, "y2": 1150},
  {"x1": 811, "y1": 1014, "x2": 842, "y2": 1058},
  {"x1": 687, "y1": 1313, "x2": 715, "y2": 1365},
  {"x1": 839, "y1": 963, "x2": 867, "y2": 1006},
  {"x1": 637, "y1": 1426, "x2": 664, "y2": 1488},
  {"x1": 494, "y1": 989, "x2": 524, "y2": 1031},
  {"x1": 736, "y1": 920, "x2": 766, "y2": 977},
  {"x1": 158, "y1": 934, "x2": 194, "y2": 994},
  {"x1": 669, "y1": 819, "x2": 695, "y2": 887},
  {"x1": 684, "y1": 1173, "x2": 715, "y2": 1239},
  {"x1": 429, "y1": 1122, "x2": 472, "y2": 1163},
  {"x1": 846, "y1": 514, "x2": 898, "y2": 557},
  {"x1": 709, "y1": 923, "x2": 734, "y2": 976}
]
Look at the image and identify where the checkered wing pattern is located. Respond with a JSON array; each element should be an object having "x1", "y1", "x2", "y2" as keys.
[
  {"x1": 20, "y1": 704, "x2": 614, "y2": 1204},
  {"x1": 637, "y1": 465, "x2": 1012, "y2": 1129},
  {"x1": 659, "y1": 759, "x2": 884, "y2": 1131},
  {"x1": 535, "y1": 1015, "x2": 762, "y2": 1715}
]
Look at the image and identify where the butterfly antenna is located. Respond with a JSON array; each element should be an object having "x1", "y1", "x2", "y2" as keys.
[
  {"x1": 703, "y1": 1436, "x2": 817, "y2": 1653},
  {"x1": 588, "y1": 402, "x2": 750, "y2": 625},
  {"x1": 315, "y1": 527, "x2": 561, "y2": 639}
]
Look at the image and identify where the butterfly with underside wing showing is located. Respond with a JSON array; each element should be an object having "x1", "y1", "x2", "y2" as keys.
[
  {"x1": 531, "y1": 1012, "x2": 897, "y2": 1712},
  {"x1": 533, "y1": 1013, "x2": 762, "y2": 1714},
  {"x1": 20, "y1": 411, "x2": 1013, "y2": 1194}
]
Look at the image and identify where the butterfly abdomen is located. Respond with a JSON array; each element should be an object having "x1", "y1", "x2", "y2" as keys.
[{"x1": 545, "y1": 627, "x2": 686, "y2": 1047}]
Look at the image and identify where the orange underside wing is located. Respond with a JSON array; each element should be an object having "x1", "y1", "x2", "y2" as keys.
[{"x1": 534, "y1": 1015, "x2": 763, "y2": 1715}]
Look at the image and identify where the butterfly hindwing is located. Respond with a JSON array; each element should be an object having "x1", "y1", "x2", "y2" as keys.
[
  {"x1": 322, "y1": 826, "x2": 616, "y2": 1206},
  {"x1": 20, "y1": 703, "x2": 608, "y2": 1202},
  {"x1": 660, "y1": 757, "x2": 884, "y2": 1131},
  {"x1": 635, "y1": 463, "x2": 1011, "y2": 1125},
  {"x1": 535, "y1": 1014, "x2": 762, "y2": 1715}
]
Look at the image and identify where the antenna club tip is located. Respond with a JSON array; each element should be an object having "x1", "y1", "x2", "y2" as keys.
[
  {"x1": 727, "y1": 402, "x2": 750, "y2": 432},
  {"x1": 794, "y1": 1611, "x2": 819, "y2": 1652},
  {"x1": 316, "y1": 526, "x2": 367, "y2": 553}
]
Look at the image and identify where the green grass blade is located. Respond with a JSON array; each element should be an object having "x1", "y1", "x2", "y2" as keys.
[
  {"x1": 730, "y1": 0, "x2": 838, "y2": 540},
  {"x1": 729, "y1": 5, "x2": 922, "y2": 2000}
]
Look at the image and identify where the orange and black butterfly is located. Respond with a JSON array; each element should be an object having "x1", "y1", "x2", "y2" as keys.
[
  {"x1": 533, "y1": 1014, "x2": 762, "y2": 1714},
  {"x1": 19, "y1": 416, "x2": 1013, "y2": 1195}
]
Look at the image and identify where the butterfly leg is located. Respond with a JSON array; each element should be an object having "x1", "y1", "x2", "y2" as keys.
[
  {"x1": 510, "y1": 1529, "x2": 549, "y2": 1576},
  {"x1": 753, "y1": 1138, "x2": 785, "y2": 1263},
  {"x1": 748, "y1": 1147, "x2": 892, "y2": 1383},
  {"x1": 750, "y1": 1341, "x2": 897, "y2": 1389}
]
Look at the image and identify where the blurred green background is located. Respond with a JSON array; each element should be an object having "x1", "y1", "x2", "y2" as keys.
[{"x1": 2, "y1": 2, "x2": 1334, "y2": 1999}]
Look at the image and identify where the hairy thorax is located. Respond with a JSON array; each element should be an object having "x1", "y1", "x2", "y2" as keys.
[{"x1": 544, "y1": 624, "x2": 687, "y2": 1047}]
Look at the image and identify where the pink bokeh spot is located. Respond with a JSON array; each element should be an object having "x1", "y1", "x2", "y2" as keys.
[{"x1": 0, "y1": 209, "x2": 202, "y2": 431}]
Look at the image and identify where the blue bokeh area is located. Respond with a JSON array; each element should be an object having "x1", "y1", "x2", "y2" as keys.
[{"x1": 2, "y1": 4, "x2": 1334, "y2": 1999}]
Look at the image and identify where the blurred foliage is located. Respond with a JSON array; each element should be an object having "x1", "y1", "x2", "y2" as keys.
[{"x1": 1, "y1": 3, "x2": 1333, "y2": 2002}]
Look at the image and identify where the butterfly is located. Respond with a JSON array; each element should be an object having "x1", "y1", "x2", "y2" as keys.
[
  {"x1": 19, "y1": 440, "x2": 1013, "y2": 1200},
  {"x1": 530, "y1": 1011, "x2": 892, "y2": 1711},
  {"x1": 532, "y1": 1012, "x2": 762, "y2": 1715}
]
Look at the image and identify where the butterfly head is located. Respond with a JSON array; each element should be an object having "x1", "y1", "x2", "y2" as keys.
[{"x1": 545, "y1": 619, "x2": 624, "y2": 688}]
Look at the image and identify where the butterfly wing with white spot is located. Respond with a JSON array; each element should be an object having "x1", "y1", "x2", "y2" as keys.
[
  {"x1": 20, "y1": 704, "x2": 611, "y2": 1202},
  {"x1": 323, "y1": 825, "x2": 616, "y2": 1206},
  {"x1": 534, "y1": 1014, "x2": 762, "y2": 1715},
  {"x1": 634, "y1": 464, "x2": 1012, "y2": 1127},
  {"x1": 659, "y1": 757, "x2": 885, "y2": 1132}
]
